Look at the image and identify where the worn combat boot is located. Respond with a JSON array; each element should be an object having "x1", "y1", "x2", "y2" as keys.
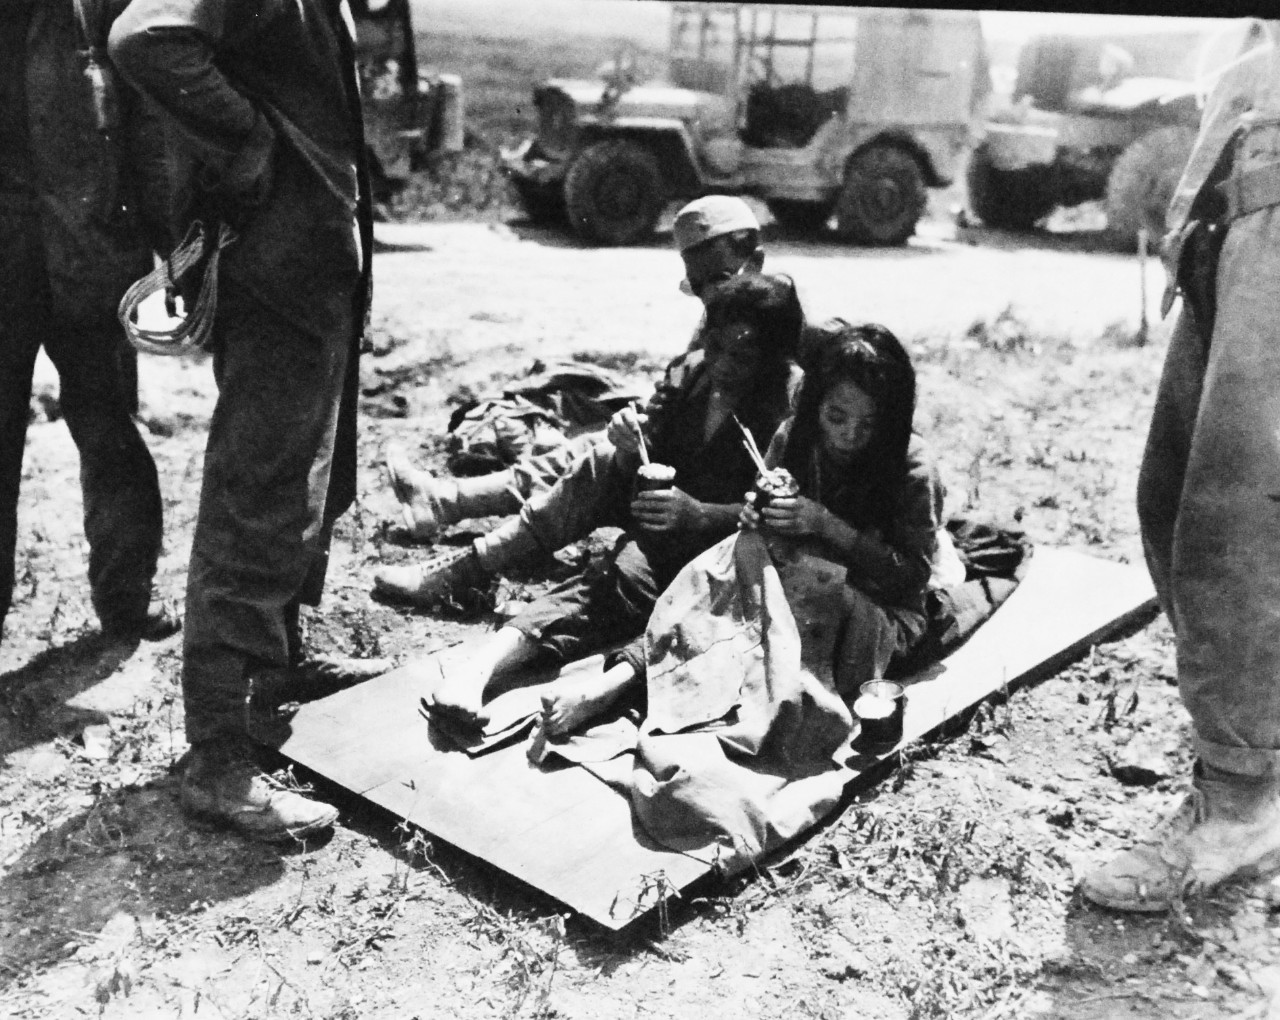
[
  {"x1": 371, "y1": 544, "x2": 490, "y2": 605},
  {"x1": 384, "y1": 441, "x2": 457, "y2": 541},
  {"x1": 100, "y1": 600, "x2": 182, "y2": 642},
  {"x1": 180, "y1": 740, "x2": 339, "y2": 843},
  {"x1": 1080, "y1": 763, "x2": 1280, "y2": 911}
]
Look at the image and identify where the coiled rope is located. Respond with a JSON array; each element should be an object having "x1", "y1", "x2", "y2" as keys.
[{"x1": 118, "y1": 220, "x2": 236, "y2": 356}]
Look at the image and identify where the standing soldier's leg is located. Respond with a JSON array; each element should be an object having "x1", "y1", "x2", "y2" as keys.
[
  {"x1": 0, "y1": 208, "x2": 47, "y2": 638},
  {"x1": 1135, "y1": 309, "x2": 1208, "y2": 622},
  {"x1": 179, "y1": 283, "x2": 351, "y2": 840},
  {"x1": 1173, "y1": 208, "x2": 1280, "y2": 780},
  {"x1": 44, "y1": 316, "x2": 166, "y2": 638},
  {"x1": 1083, "y1": 207, "x2": 1280, "y2": 910}
]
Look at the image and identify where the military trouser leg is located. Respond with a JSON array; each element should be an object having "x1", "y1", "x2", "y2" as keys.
[
  {"x1": 473, "y1": 440, "x2": 633, "y2": 572},
  {"x1": 503, "y1": 434, "x2": 606, "y2": 502},
  {"x1": 0, "y1": 205, "x2": 160, "y2": 637},
  {"x1": 0, "y1": 208, "x2": 45, "y2": 637},
  {"x1": 181, "y1": 283, "x2": 352, "y2": 746},
  {"x1": 1144, "y1": 206, "x2": 1280, "y2": 778},
  {"x1": 44, "y1": 322, "x2": 161, "y2": 633}
]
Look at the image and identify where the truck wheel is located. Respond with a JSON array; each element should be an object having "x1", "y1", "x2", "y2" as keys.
[
  {"x1": 834, "y1": 144, "x2": 926, "y2": 245},
  {"x1": 965, "y1": 142, "x2": 1057, "y2": 230},
  {"x1": 765, "y1": 198, "x2": 834, "y2": 232},
  {"x1": 564, "y1": 140, "x2": 665, "y2": 245},
  {"x1": 1105, "y1": 126, "x2": 1197, "y2": 247}
]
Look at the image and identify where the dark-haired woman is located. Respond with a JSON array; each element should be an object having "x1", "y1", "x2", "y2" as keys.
[{"x1": 750, "y1": 319, "x2": 961, "y2": 692}]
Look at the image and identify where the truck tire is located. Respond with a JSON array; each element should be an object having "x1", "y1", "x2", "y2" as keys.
[
  {"x1": 564, "y1": 140, "x2": 665, "y2": 246},
  {"x1": 1105, "y1": 126, "x2": 1197, "y2": 247},
  {"x1": 765, "y1": 198, "x2": 834, "y2": 232},
  {"x1": 965, "y1": 142, "x2": 1057, "y2": 231},
  {"x1": 834, "y1": 144, "x2": 926, "y2": 246}
]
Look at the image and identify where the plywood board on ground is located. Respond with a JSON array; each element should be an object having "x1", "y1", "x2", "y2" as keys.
[{"x1": 268, "y1": 547, "x2": 1156, "y2": 930}]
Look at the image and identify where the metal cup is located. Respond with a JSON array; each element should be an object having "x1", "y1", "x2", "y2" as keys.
[
  {"x1": 635, "y1": 462, "x2": 676, "y2": 497},
  {"x1": 752, "y1": 467, "x2": 799, "y2": 512},
  {"x1": 853, "y1": 679, "x2": 905, "y2": 748}
]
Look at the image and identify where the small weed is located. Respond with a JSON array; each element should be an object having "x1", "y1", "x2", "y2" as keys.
[
  {"x1": 464, "y1": 903, "x2": 567, "y2": 1018},
  {"x1": 964, "y1": 305, "x2": 1039, "y2": 355}
]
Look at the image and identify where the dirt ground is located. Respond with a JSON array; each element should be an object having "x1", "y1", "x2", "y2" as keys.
[{"x1": 4, "y1": 208, "x2": 1280, "y2": 1020}]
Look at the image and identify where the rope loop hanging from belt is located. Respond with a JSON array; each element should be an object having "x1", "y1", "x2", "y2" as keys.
[{"x1": 118, "y1": 220, "x2": 237, "y2": 356}]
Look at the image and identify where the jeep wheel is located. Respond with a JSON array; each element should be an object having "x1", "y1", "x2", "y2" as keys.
[
  {"x1": 965, "y1": 142, "x2": 1057, "y2": 231},
  {"x1": 765, "y1": 198, "x2": 834, "y2": 233},
  {"x1": 1105, "y1": 126, "x2": 1197, "y2": 248},
  {"x1": 564, "y1": 140, "x2": 665, "y2": 245},
  {"x1": 834, "y1": 144, "x2": 926, "y2": 245}
]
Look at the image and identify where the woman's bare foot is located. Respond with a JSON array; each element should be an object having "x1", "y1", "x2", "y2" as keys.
[
  {"x1": 539, "y1": 662, "x2": 638, "y2": 738},
  {"x1": 424, "y1": 627, "x2": 541, "y2": 732},
  {"x1": 425, "y1": 674, "x2": 490, "y2": 730}
]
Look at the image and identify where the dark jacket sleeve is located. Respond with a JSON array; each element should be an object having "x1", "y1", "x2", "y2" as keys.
[
  {"x1": 605, "y1": 639, "x2": 648, "y2": 682},
  {"x1": 118, "y1": 87, "x2": 180, "y2": 253},
  {"x1": 835, "y1": 438, "x2": 942, "y2": 605},
  {"x1": 108, "y1": 0, "x2": 275, "y2": 205}
]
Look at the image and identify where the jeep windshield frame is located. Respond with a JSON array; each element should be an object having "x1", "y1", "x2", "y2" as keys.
[
  {"x1": 668, "y1": 4, "x2": 860, "y2": 98},
  {"x1": 669, "y1": 3, "x2": 741, "y2": 95}
]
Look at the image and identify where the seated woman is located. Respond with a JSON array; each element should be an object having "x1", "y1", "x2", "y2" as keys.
[
  {"x1": 421, "y1": 274, "x2": 804, "y2": 727},
  {"x1": 539, "y1": 319, "x2": 956, "y2": 737}
]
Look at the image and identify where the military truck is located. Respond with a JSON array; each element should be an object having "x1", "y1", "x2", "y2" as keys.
[
  {"x1": 966, "y1": 27, "x2": 1218, "y2": 244},
  {"x1": 350, "y1": 0, "x2": 464, "y2": 203},
  {"x1": 501, "y1": 4, "x2": 988, "y2": 246}
]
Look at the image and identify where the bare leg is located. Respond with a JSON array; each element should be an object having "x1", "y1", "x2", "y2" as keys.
[
  {"x1": 539, "y1": 660, "x2": 638, "y2": 738},
  {"x1": 428, "y1": 626, "x2": 539, "y2": 727}
]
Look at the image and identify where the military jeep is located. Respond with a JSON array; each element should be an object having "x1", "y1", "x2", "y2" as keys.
[
  {"x1": 501, "y1": 4, "x2": 989, "y2": 246},
  {"x1": 966, "y1": 25, "x2": 1241, "y2": 244}
]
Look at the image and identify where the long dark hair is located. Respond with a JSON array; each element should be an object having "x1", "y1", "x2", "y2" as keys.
[
  {"x1": 782, "y1": 319, "x2": 916, "y2": 532},
  {"x1": 700, "y1": 272, "x2": 802, "y2": 436}
]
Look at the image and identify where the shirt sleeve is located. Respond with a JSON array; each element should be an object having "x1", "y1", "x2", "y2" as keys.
[{"x1": 108, "y1": 0, "x2": 275, "y2": 199}]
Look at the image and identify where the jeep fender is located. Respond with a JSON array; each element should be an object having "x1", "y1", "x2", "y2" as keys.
[{"x1": 575, "y1": 121, "x2": 707, "y2": 195}]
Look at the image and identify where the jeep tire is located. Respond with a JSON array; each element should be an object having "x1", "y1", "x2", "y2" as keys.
[
  {"x1": 765, "y1": 198, "x2": 834, "y2": 233},
  {"x1": 834, "y1": 144, "x2": 927, "y2": 245},
  {"x1": 564, "y1": 140, "x2": 665, "y2": 246},
  {"x1": 1105, "y1": 125, "x2": 1197, "y2": 248},
  {"x1": 965, "y1": 142, "x2": 1057, "y2": 231}
]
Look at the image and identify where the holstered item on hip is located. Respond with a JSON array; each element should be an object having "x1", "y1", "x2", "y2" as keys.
[
  {"x1": 1168, "y1": 129, "x2": 1240, "y2": 340},
  {"x1": 1179, "y1": 116, "x2": 1280, "y2": 341},
  {"x1": 1176, "y1": 219, "x2": 1226, "y2": 341}
]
